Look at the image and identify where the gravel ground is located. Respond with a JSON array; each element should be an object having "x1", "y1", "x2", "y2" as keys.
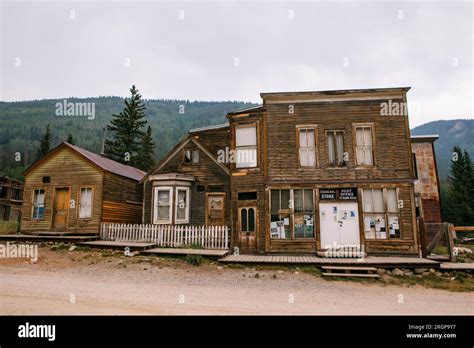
[{"x1": 0, "y1": 247, "x2": 473, "y2": 315}]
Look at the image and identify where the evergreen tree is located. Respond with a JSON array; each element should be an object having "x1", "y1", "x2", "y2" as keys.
[
  {"x1": 36, "y1": 124, "x2": 51, "y2": 160},
  {"x1": 66, "y1": 133, "x2": 75, "y2": 145},
  {"x1": 104, "y1": 85, "x2": 147, "y2": 167},
  {"x1": 137, "y1": 125, "x2": 155, "y2": 171},
  {"x1": 444, "y1": 146, "x2": 474, "y2": 225}
]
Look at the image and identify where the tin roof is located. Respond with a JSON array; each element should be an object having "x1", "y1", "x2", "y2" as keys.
[{"x1": 65, "y1": 143, "x2": 146, "y2": 181}]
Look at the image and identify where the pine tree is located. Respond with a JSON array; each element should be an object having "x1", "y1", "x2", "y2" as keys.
[
  {"x1": 137, "y1": 125, "x2": 155, "y2": 171},
  {"x1": 104, "y1": 85, "x2": 147, "y2": 167},
  {"x1": 444, "y1": 146, "x2": 474, "y2": 225},
  {"x1": 36, "y1": 124, "x2": 51, "y2": 160},
  {"x1": 66, "y1": 133, "x2": 75, "y2": 145}
]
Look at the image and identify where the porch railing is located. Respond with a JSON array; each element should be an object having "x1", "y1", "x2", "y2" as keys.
[{"x1": 100, "y1": 223, "x2": 229, "y2": 250}]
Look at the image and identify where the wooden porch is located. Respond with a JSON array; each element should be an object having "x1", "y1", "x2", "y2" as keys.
[{"x1": 219, "y1": 254, "x2": 441, "y2": 268}]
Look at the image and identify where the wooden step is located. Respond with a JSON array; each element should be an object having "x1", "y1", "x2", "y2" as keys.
[
  {"x1": 322, "y1": 272, "x2": 380, "y2": 278},
  {"x1": 322, "y1": 266, "x2": 377, "y2": 272}
]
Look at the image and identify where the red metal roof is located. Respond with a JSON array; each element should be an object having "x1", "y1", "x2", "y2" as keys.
[{"x1": 66, "y1": 143, "x2": 146, "y2": 181}]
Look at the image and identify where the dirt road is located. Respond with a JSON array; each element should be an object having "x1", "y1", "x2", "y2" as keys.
[{"x1": 0, "y1": 248, "x2": 473, "y2": 315}]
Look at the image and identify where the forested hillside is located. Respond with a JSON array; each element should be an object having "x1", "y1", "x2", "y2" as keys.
[{"x1": 0, "y1": 97, "x2": 256, "y2": 179}]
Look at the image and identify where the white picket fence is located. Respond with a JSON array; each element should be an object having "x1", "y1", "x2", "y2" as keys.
[{"x1": 100, "y1": 223, "x2": 229, "y2": 250}]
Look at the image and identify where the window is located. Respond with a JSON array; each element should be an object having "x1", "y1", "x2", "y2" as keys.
[
  {"x1": 412, "y1": 153, "x2": 418, "y2": 179},
  {"x1": 327, "y1": 131, "x2": 345, "y2": 167},
  {"x1": 235, "y1": 125, "x2": 257, "y2": 168},
  {"x1": 238, "y1": 192, "x2": 257, "y2": 200},
  {"x1": 184, "y1": 149, "x2": 199, "y2": 164},
  {"x1": 79, "y1": 187, "x2": 93, "y2": 219},
  {"x1": 298, "y1": 127, "x2": 316, "y2": 167},
  {"x1": 293, "y1": 189, "x2": 314, "y2": 238},
  {"x1": 270, "y1": 189, "x2": 314, "y2": 239},
  {"x1": 32, "y1": 189, "x2": 45, "y2": 219},
  {"x1": 355, "y1": 126, "x2": 374, "y2": 165},
  {"x1": 42, "y1": 176, "x2": 51, "y2": 184},
  {"x1": 154, "y1": 187, "x2": 173, "y2": 224},
  {"x1": 362, "y1": 188, "x2": 400, "y2": 239},
  {"x1": 240, "y1": 208, "x2": 255, "y2": 232},
  {"x1": 175, "y1": 187, "x2": 190, "y2": 223}
]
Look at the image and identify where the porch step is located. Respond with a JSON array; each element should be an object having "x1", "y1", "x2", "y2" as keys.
[
  {"x1": 0, "y1": 234, "x2": 99, "y2": 243},
  {"x1": 322, "y1": 266, "x2": 377, "y2": 272},
  {"x1": 143, "y1": 248, "x2": 229, "y2": 257},
  {"x1": 77, "y1": 241, "x2": 157, "y2": 250},
  {"x1": 321, "y1": 265, "x2": 379, "y2": 278},
  {"x1": 322, "y1": 272, "x2": 380, "y2": 278}
]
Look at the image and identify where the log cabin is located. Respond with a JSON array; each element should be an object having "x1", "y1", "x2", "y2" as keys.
[
  {"x1": 145, "y1": 87, "x2": 422, "y2": 256},
  {"x1": 20, "y1": 142, "x2": 145, "y2": 235},
  {"x1": 411, "y1": 135, "x2": 442, "y2": 223}
]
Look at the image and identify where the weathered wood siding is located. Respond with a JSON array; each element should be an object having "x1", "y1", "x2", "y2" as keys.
[
  {"x1": 144, "y1": 133, "x2": 230, "y2": 227},
  {"x1": 102, "y1": 172, "x2": 143, "y2": 224},
  {"x1": 264, "y1": 99, "x2": 413, "y2": 182},
  {"x1": 228, "y1": 112, "x2": 266, "y2": 252},
  {"x1": 21, "y1": 147, "x2": 103, "y2": 234}
]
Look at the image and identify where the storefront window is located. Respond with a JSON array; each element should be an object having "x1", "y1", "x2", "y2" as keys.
[
  {"x1": 363, "y1": 188, "x2": 400, "y2": 239},
  {"x1": 270, "y1": 189, "x2": 314, "y2": 239}
]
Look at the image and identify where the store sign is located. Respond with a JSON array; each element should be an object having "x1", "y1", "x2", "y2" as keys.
[{"x1": 319, "y1": 188, "x2": 357, "y2": 201}]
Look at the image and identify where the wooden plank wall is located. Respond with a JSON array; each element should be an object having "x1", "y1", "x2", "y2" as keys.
[
  {"x1": 102, "y1": 172, "x2": 143, "y2": 224},
  {"x1": 21, "y1": 147, "x2": 103, "y2": 234}
]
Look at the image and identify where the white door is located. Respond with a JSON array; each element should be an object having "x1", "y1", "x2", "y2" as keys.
[{"x1": 319, "y1": 202, "x2": 360, "y2": 249}]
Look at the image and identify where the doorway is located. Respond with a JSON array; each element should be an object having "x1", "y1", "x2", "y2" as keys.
[
  {"x1": 239, "y1": 206, "x2": 257, "y2": 252},
  {"x1": 53, "y1": 188, "x2": 69, "y2": 228},
  {"x1": 319, "y1": 202, "x2": 360, "y2": 249},
  {"x1": 206, "y1": 193, "x2": 225, "y2": 226}
]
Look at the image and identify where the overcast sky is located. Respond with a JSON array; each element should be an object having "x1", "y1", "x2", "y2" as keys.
[{"x1": 1, "y1": 0, "x2": 472, "y2": 127}]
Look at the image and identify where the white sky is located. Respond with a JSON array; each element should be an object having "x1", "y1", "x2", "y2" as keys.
[{"x1": 1, "y1": 0, "x2": 472, "y2": 127}]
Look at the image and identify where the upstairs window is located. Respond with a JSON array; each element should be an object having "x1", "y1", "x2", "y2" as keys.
[
  {"x1": 355, "y1": 125, "x2": 374, "y2": 165},
  {"x1": 297, "y1": 127, "x2": 316, "y2": 167},
  {"x1": 184, "y1": 149, "x2": 199, "y2": 164},
  {"x1": 235, "y1": 125, "x2": 257, "y2": 168},
  {"x1": 32, "y1": 189, "x2": 45, "y2": 219},
  {"x1": 327, "y1": 131, "x2": 345, "y2": 167}
]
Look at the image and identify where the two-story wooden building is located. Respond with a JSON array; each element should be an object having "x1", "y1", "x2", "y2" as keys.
[{"x1": 145, "y1": 87, "x2": 420, "y2": 256}]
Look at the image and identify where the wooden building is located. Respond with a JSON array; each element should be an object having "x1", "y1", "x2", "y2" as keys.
[
  {"x1": 411, "y1": 135, "x2": 442, "y2": 223},
  {"x1": 145, "y1": 87, "x2": 421, "y2": 256},
  {"x1": 20, "y1": 142, "x2": 145, "y2": 235},
  {"x1": 142, "y1": 125, "x2": 231, "y2": 228},
  {"x1": 0, "y1": 176, "x2": 23, "y2": 222}
]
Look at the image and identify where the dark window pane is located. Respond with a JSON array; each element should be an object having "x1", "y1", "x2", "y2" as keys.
[
  {"x1": 271, "y1": 190, "x2": 279, "y2": 213},
  {"x1": 248, "y1": 208, "x2": 255, "y2": 231},
  {"x1": 294, "y1": 189, "x2": 303, "y2": 212},
  {"x1": 304, "y1": 189, "x2": 314, "y2": 212},
  {"x1": 280, "y1": 190, "x2": 290, "y2": 210},
  {"x1": 238, "y1": 192, "x2": 257, "y2": 200},
  {"x1": 241, "y1": 208, "x2": 248, "y2": 232}
]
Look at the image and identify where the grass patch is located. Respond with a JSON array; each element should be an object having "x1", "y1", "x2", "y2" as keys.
[
  {"x1": 432, "y1": 245, "x2": 449, "y2": 255},
  {"x1": 0, "y1": 220, "x2": 19, "y2": 234},
  {"x1": 185, "y1": 254, "x2": 203, "y2": 266}
]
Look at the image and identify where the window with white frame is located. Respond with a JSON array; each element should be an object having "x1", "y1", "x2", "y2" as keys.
[
  {"x1": 79, "y1": 187, "x2": 93, "y2": 219},
  {"x1": 327, "y1": 131, "x2": 345, "y2": 167},
  {"x1": 235, "y1": 125, "x2": 257, "y2": 168},
  {"x1": 154, "y1": 187, "x2": 173, "y2": 224},
  {"x1": 362, "y1": 188, "x2": 400, "y2": 239},
  {"x1": 175, "y1": 187, "x2": 190, "y2": 223},
  {"x1": 298, "y1": 127, "x2": 316, "y2": 167},
  {"x1": 355, "y1": 126, "x2": 374, "y2": 165},
  {"x1": 32, "y1": 189, "x2": 45, "y2": 219}
]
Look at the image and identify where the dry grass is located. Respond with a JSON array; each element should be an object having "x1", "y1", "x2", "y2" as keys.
[{"x1": 0, "y1": 220, "x2": 18, "y2": 234}]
